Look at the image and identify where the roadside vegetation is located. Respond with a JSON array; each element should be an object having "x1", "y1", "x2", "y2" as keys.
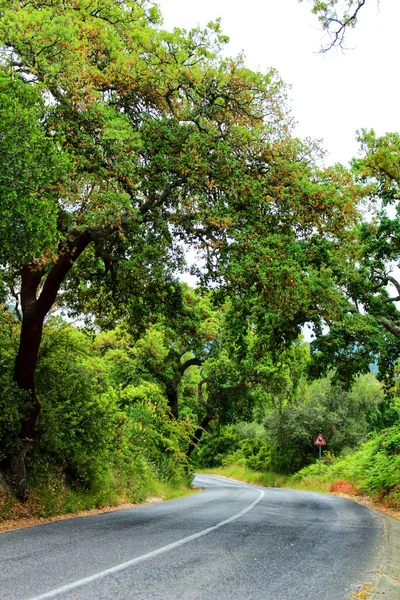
[
  {"x1": 193, "y1": 372, "x2": 400, "y2": 512},
  {"x1": 1, "y1": 0, "x2": 399, "y2": 525}
]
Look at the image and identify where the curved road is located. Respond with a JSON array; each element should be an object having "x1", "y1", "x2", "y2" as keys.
[{"x1": 0, "y1": 475, "x2": 384, "y2": 600}]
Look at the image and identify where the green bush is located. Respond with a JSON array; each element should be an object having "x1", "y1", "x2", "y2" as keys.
[
  {"x1": 223, "y1": 437, "x2": 273, "y2": 472},
  {"x1": 0, "y1": 307, "x2": 26, "y2": 463},
  {"x1": 291, "y1": 424, "x2": 400, "y2": 507},
  {"x1": 194, "y1": 423, "x2": 273, "y2": 472},
  {"x1": 122, "y1": 381, "x2": 194, "y2": 486},
  {"x1": 194, "y1": 426, "x2": 242, "y2": 468}
]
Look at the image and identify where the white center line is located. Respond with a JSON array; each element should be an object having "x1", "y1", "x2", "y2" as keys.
[{"x1": 28, "y1": 488, "x2": 265, "y2": 600}]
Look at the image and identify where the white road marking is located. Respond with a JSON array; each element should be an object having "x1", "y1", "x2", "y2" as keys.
[
  {"x1": 193, "y1": 475, "x2": 255, "y2": 488},
  {"x1": 28, "y1": 488, "x2": 265, "y2": 600}
]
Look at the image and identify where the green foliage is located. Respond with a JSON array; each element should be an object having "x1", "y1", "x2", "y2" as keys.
[
  {"x1": 194, "y1": 352, "x2": 385, "y2": 476},
  {"x1": 0, "y1": 69, "x2": 65, "y2": 270},
  {"x1": 194, "y1": 426, "x2": 241, "y2": 468},
  {"x1": 226, "y1": 438, "x2": 273, "y2": 472},
  {"x1": 1, "y1": 0, "x2": 366, "y2": 509},
  {"x1": 194, "y1": 422, "x2": 273, "y2": 472},
  {"x1": 0, "y1": 0, "x2": 395, "y2": 517},
  {"x1": 0, "y1": 306, "x2": 27, "y2": 461},
  {"x1": 120, "y1": 381, "x2": 194, "y2": 483},
  {"x1": 291, "y1": 422, "x2": 400, "y2": 508},
  {"x1": 308, "y1": 129, "x2": 400, "y2": 388},
  {"x1": 0, "y1": 0, "x2": 294, "y2": 324},
  {"x1": 34, "y1": 324, "x2": 127, "y2": 488},
  {"x1": 0, "y1": 315, "x2": 194, "y2": 518},
  {"x1": 213, "y1": 142, "x2": 359, "y2": 354},
  {"x1": 263, "y1": 372, "x2": 384, "y2": 473}
]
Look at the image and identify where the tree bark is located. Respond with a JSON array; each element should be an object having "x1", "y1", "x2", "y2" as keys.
[
  {"x1": 187, "y1": 377, "x2": 215, "y2": 457},
  {"x1": 187, "y1": 413, "x2": 216, "y2": 457},
  {"x1": 165, "y1": 357, "x2": 203, "y2": 420},
  {"x1": 8, "y1": 232, "x2": 94, "y2": 501},
  {"x1": 166, "y1": 384, "x2": 179, "y2": 419}
]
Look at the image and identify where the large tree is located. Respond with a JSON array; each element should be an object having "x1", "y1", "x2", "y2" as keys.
[
  {"x1": 0, "y1": 0, "x2": 360, "y2": 499},
  {"x1": 124, "y1": 285, "x2": 219, "y2": 418},
  {"x1": 308, "y1": 130, "x2": 400, "y2": 387},
  {"x1": 0, "y1": 0, "x2": 291, "y2": 498}
]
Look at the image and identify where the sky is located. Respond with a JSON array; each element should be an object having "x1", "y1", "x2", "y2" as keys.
[{"x1": 158, "y1": 0, "x2": 400, "y2": 166}]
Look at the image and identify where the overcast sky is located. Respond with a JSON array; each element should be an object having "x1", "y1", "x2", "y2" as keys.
[{"x1": 158, "y1": 0, "x2": 400, "y2": 166}]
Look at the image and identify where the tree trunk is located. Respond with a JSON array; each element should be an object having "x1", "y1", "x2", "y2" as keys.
[
  {"x1": 8, "y1": 435, "x2": 35, "y2": 502},
  {"x1": 8, "y1": 232, "x2": 94, "y2": 500},
  {"x1": 187, "y1": 377, "x2": 215, "y2": 457},
  {"x1": 10, "y1": 314, "x2": 44, "y2": 501},
  {"x1": 14, "y1": 310, "x2": 44, "y2": 392},
  {"x1": 166, "y1": 385, "x2": 179, "y2": 419},
  {"x1": 8, "y1": 269, "x2": 45, "y2": 500},
  {"x1": 187, "y1": 413, "x2": 216, "y2": 457}
]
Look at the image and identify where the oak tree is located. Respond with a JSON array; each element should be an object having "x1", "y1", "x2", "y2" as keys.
[{"x1": 0, "y1": 0, "x2": 289, "y2": 498}]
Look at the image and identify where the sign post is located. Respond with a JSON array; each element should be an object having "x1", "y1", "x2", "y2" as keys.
[{"x1": 313, "y1": 433, "x2": 327, "y2": 462}]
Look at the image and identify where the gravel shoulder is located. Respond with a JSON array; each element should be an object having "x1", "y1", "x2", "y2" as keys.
[{"x1": 372, "y1": 511, "x2": 400, "y2": 599}]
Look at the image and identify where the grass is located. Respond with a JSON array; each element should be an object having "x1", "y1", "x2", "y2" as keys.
[
  {"x1": 197, "y1": 464, "x2": 288, "y2": 488},
  {"x1": 196, "y1": 463, "x2": 400, "y2": 522},
  {"x1": 0, "y1": 467, "x2": 196, "y2": 531}
]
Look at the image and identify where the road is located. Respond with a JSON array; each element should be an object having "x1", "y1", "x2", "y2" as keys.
[{"x1": 0, "y1": 474, "x2": 384, "y2": 600}]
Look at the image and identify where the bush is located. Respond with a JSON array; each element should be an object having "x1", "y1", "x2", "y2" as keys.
[
  {"x1": 290, "y1": 424, "x2": 400, "y2": 508},
  {"x1": 0, "y1": 307, "x2": 26, "y2": 464},
  {"x1": 193, "y1": 426, "x2": 242, "y2": 468},
  {"x1": 194, "y1": 423, "x2": 273, "y2": 472},
  {"x1": 122, "y1": 381, "x2": 194, "y2": 486}
]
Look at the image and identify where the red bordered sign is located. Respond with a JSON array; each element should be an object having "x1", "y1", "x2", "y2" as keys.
[{"x1": 314, "y1": 434, "x2": 326, "y2": 446}]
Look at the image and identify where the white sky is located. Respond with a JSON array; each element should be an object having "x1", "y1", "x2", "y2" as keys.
[{"x1": 158, "y1": 0, "x2": 400, "y2": 166}]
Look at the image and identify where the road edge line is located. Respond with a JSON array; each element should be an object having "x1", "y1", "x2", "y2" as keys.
[{"x1": 28, "y1": 489, "x2": 265, "y2": 600}]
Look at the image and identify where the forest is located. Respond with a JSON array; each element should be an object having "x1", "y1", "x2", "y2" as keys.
[{"x1": 0, "y1": 0, "x2": 399, "y2": 521}]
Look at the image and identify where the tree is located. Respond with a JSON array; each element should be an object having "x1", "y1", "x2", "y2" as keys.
[
  {"x1": 0, "y1": 0, "x2": 292, "y2": 499},
  {"x1": 211, "y1": 139, "x2": 359, "y2": 356},
  {"x1": 124, "y1": 285, "x2": 219, "y2": 418},
  {"x1": 308, "y1": 130, "x2": 400, "y2": 387},
  {"x1": 0, "y1": 69, "x2": 66, "y2": 305},
  {"x1": 1, "y1": 1, "x2": 361, "y2": 500},
  {"x1": 302, "y1": 0, "x2": 369, "y2": 52}
]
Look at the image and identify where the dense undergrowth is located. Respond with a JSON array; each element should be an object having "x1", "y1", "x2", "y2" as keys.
[
  {"x1": 0, "y1": 315, "x2": 196, "y2": 523},
  {"x1": 1, "y1": 302, "x2": 399, "y2": 523},
  {"x1": 0, "y1": 464, "x2": 192, "y2": 524},
  {"x1": 198, "y1": 424, "x2": 400, "y2": 512},
  {"x1": 290, "y1": 423, "x2": 400, "y2": 509}
]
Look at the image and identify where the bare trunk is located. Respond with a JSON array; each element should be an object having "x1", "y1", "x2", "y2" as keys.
[
  {"x1": 187, "y1": 377, "x2": 215, "y2": 457},
  {"x1": 8, "y1": 442, "x2": 32, "y2": 502},
  {"x1": 166, "y1": 385, "x2": 179, "y2": 419},
  {"x1": 8, "y1": 233, "x2": 94, "y2": 500},
  {"x1": 14, "y1": 311, "x2": 43, "y2": 391}
]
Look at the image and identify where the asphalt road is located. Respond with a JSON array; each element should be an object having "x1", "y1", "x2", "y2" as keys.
[{"x1": 0, "y1": 474, "x2": 384, "y2": 600}]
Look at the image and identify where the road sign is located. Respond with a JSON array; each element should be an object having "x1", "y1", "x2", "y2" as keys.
[{"x1": 314, "y1": 434, "x2": 326, "y2": 446}]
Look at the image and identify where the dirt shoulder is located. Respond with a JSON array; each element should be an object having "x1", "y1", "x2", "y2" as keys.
[
  {"x1": 0, "y1": 497, "x2": 163, "y2": 534},
  {"x1": 371, "y1": 511, "x2": 400, "y2": 599},
  {"x1": 326, "y1": 493, "x2": 400, "y2": 599}
]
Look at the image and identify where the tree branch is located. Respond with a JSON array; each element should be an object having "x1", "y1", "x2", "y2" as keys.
[
  {"x1": 316, "y1": 0, "x2": 367, "y2": 53},
  {"x1": 179, "y1": 356, "x2": 204, "y2": 375},
  {"x1": 386, "y1": 275, "x2": 400, "y2": 298},
  {"x1": 375, "y1": 315, "x2": 400, "y2": 339}
]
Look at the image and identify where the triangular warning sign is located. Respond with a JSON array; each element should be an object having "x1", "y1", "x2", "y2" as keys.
[{"x1": 314, "y1": 434, "x2": 326, "y2": 446}]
